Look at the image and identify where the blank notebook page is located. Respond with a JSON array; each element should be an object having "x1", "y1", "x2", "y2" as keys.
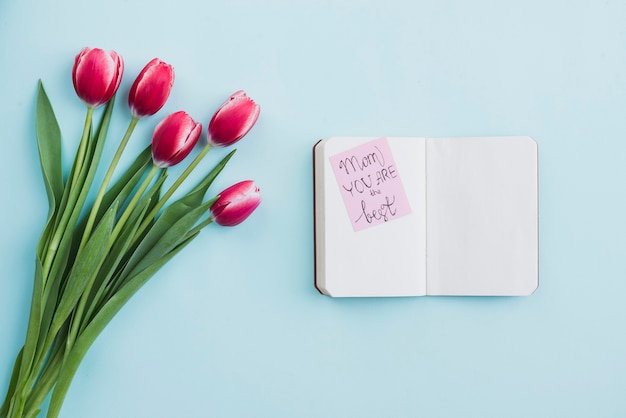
[{"x1": 425, "y1": 137, "x2": 538, "y2": 296}]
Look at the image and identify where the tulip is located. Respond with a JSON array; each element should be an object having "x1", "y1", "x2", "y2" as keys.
[
  {"x1": 152, "y1": 111, "x2": 202, "y2": 168},
  {"x1": 210, "y1": 180, "x2": 261, "y2": 226},
  {"x1": 72, "y1": 47, "x2": 124, "y2": 108},
  {"x1": 208, "y1": 90, "x2": 260, "y2": 147},
  {"x1": 128, "y1": 58, "x2": 175, "y2": 119}
]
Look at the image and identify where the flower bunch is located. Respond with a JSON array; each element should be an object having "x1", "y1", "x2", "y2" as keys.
[{"x1": 0, "y1": 47, "x2": 261, "y2": 418}]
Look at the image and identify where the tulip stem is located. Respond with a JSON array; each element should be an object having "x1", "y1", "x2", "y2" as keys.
[
  {"x1": 79, "y1": 117, "x2": 139, "y2": 252},
  {"x1": 68, "y1": 107, "x2": 94, "y2": 193},
  {"x1": 111, "y1": 165, "x2": 160, "y2": 245},
  {"x1": 134, "y1": 144, "x2": 212, "y2": 240},
  {"x1": 187, "y1": 216, "x2": 214, "y2": 237}
]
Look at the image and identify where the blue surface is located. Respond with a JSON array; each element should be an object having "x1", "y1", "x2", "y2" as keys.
[{"x1": 1, "y1": 0, "x2": 625, "y2": 417}]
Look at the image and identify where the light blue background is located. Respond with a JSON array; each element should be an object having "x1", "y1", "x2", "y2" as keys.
[{"x1": 1, "y1": 0, "x2": 625, "y2": 417}]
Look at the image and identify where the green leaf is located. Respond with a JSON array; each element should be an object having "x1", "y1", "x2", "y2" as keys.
[
  {"x1": 35, "y1": 82, "x2": 64, "y2": 261},
  {"x1": 22, "y1": 325, "x2": 66, "y2": 418},
  {"x1": 112, "y1": 169, "x2": 168, "y2": 266},
  {"x1": 127, "y1": 201, "x2": 211, "y2": 280},
  {"x1": 181, "y1": 149, "x2": 236, "y2": 208},
  {"x1": 81, "y1": 177, "x2": 164, "y2": 327},
  {"x1": 12, "y1": 255, "x2": 46, "y2": 410},
  {"x1": 69, "y1": 146, "x2": 152, "y2": 264},
  {"x1": 36, "y1": 244, "x2": 70, "y2": 359},
  {"x1": 0, "y1": 348, "x2": 23, "y2": 417},
  {"x1": 48, "y1": 110, "x2": 92, "y2": 243},
  {"x1": 108, "y1": 152, "x2": 232, "y2": 293},
  {"x1": 142, "y1": 168, "x2": 167, "y2": 224},
  {"x1": 127, "y1": 170, "x2": 168, "y2": 231},
  {"x1": 45, "y1": 97, "x2": 115, "y2": 299},
  {"x1": 118, "y1": 196, "x2": 209, "y2": 285},
  {"x1": 181, "y1": 195, "x2": 219, "y2": 238},
  {"x1": 47, "y1": 232, "x2": 199, "y2": 418},
  {"x1": 94, "y1": 146, "x2": 152, "y2": 223},
  {"x1": 92, "y1": 170, "x2": 168, "y2": 307},
  {"x1": 119, "y1": 150, "x2": 235, "y2": 281},
  {"x1": 35, "y1": 81, "x2": 63, "y2": 216},
  {"x1": 47, "y1": 203, "x2": 116, "y2": 343}
]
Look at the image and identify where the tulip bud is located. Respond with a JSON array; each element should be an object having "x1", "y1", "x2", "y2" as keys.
[
  {"x1": 72, "y1": 47, "x2": 124, "y2": 108},
  {"x1": 128, "y1": 58, "x2": 175, "y2": 119},
  {"x1": 151, "y1": 111, "x2": 202, "y2": 168},
  {"x1": 210, "y1": 180, "x2": 261, "y2": 226},
  {"x1": 207, "y1": 90, "x2": 260, "y2": 147}
]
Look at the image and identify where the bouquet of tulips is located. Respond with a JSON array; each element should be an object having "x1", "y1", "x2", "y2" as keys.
[{"x1": 0, "y1": 47, "x2": 262, "y2": 418}]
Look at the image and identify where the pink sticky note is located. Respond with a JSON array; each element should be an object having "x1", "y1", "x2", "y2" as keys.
[{"x1": 329, "y1": 137, "x2": 412, "y2": 231}]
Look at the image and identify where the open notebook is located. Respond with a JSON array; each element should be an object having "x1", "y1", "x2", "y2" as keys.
[{"x1": 313, "y1": 136, "x2": 538, "y2": 297}]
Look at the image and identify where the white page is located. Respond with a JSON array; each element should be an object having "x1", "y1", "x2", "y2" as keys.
[
  {"x1": 425, "y1": 136, "x2": 538, "y2": 295},
  {"x1": 314, "y1": 137, "x2": 427, "y2": 297}
]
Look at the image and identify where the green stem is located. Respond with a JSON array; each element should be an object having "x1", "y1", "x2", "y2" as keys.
[
  {"x1": 111, "y1": 165, "x2": 160, "y2": 244},
  {"x1": 134, "y1": 144, "x2": 212, "y2": 241},
  {"x1": 79, "y1": 117, "x2": 138, "y2": 253},
  {"x1": 67, "y1": 108, "x2": 94, "y2": 193},
  {"x1": 187, "y1": 216, "x2": 214, "y2": 237}
]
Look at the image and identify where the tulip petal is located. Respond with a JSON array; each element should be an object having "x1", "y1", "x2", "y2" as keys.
[
  {"x1": 210, "y1": 180, "x2": 261, "y2": 226},
  {"x1": 208, "y1": 90, "x2": 260, "y2": 147},
  {"x1": 129, "y1": 58, "x2": 175, "y2": 118},
  {"x1": 152, "y1": 111, "x2": 202, "y2": 167},
  {"x1": 72, "y1": 47, "x2": 124, "y2": 108}
]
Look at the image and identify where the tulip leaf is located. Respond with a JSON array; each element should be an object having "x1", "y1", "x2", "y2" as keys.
[
  {"x1": 46, "y1": 97, "x2": 115, "y2": 299},
  {"x1": 134, "y1": 202, "x2": 210, "y2": 275},
  {"x1": 25, "y1": 254, "x2": 44, "y2": 350},
  {"x1": 119, "y1": 203, "x2": 194, "y2": 280},
  {"x1": 35, "y1": 82, "x2": 63, "y2": 261},
  {"x1": 112, "y1": 151, "x2": 236, "y2": 291},
  {"x1": 47, "y1": 203, "x2": 116, "y2": 341},
  {"x1": 71, "y1": 146, "x2": 152, "y2": 256},
  {"x1": 118, "y1": 200, "x2": 211, "y2": 288},
  {"x1": 81, "y1": 195, "x2": 153, "y2": 332},
  {"x1": 49, "y1": 118, "x2": 92, "y2": 241},
  {"x1": 22, "y1": 340, "x2": 64, "y2": 418},
  {"x1": 13, "y1": 254, "x2": 46, "y2": 408},
  {"x1": 22, "y1": 337, "x2": 64, "y2": 418},
  {"x1": 48, "y1": 229, "x2": 201, "y2": 418},
  {"x1": 118, "y1": 169, "x2": 168, "y2": 253},
  {"x1": 91, "y1": 172, "x2": 168, "y2": 311},
  {"x1": 0, "y1": 348, "x2": 23, "y2": 417},
  {"x1": 181, "y1": 195, "x2": 219, "y2": 238},
  {"x1": 128, "y1": 169, "x2": 168, "y2": 229},
  {"x1": 181, "y1": 149, "x2": 236, "y2": 208},
  {"x1": 37, "y1": 240, "x2": 70, "y2": 353},
  {"x1": 95, "y1": 146, "x2": 152, "y2": 222},
  {"x1": 47, "y1": 231, "x2": 198, "y2": 418},
  {"x1": 35, "y1": 81, "x2": 64, "y2": 215}
]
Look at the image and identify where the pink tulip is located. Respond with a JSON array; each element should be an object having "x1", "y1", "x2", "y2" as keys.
[
  {"x1": 72, "y1": 47, "x2": 124, "y2": 108},
  {"x1": 207, "y1": 90, "x2": 260, "y2": 147},
  {"x1": 128, "y1": 58, "x2": 175, "y2": 119},
  {"x1": 210, "y1": 180, "x2": 261, "y2": 226},
  {"x1": 151, "y1": 111, "x2": 202, "y2": 167}
]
